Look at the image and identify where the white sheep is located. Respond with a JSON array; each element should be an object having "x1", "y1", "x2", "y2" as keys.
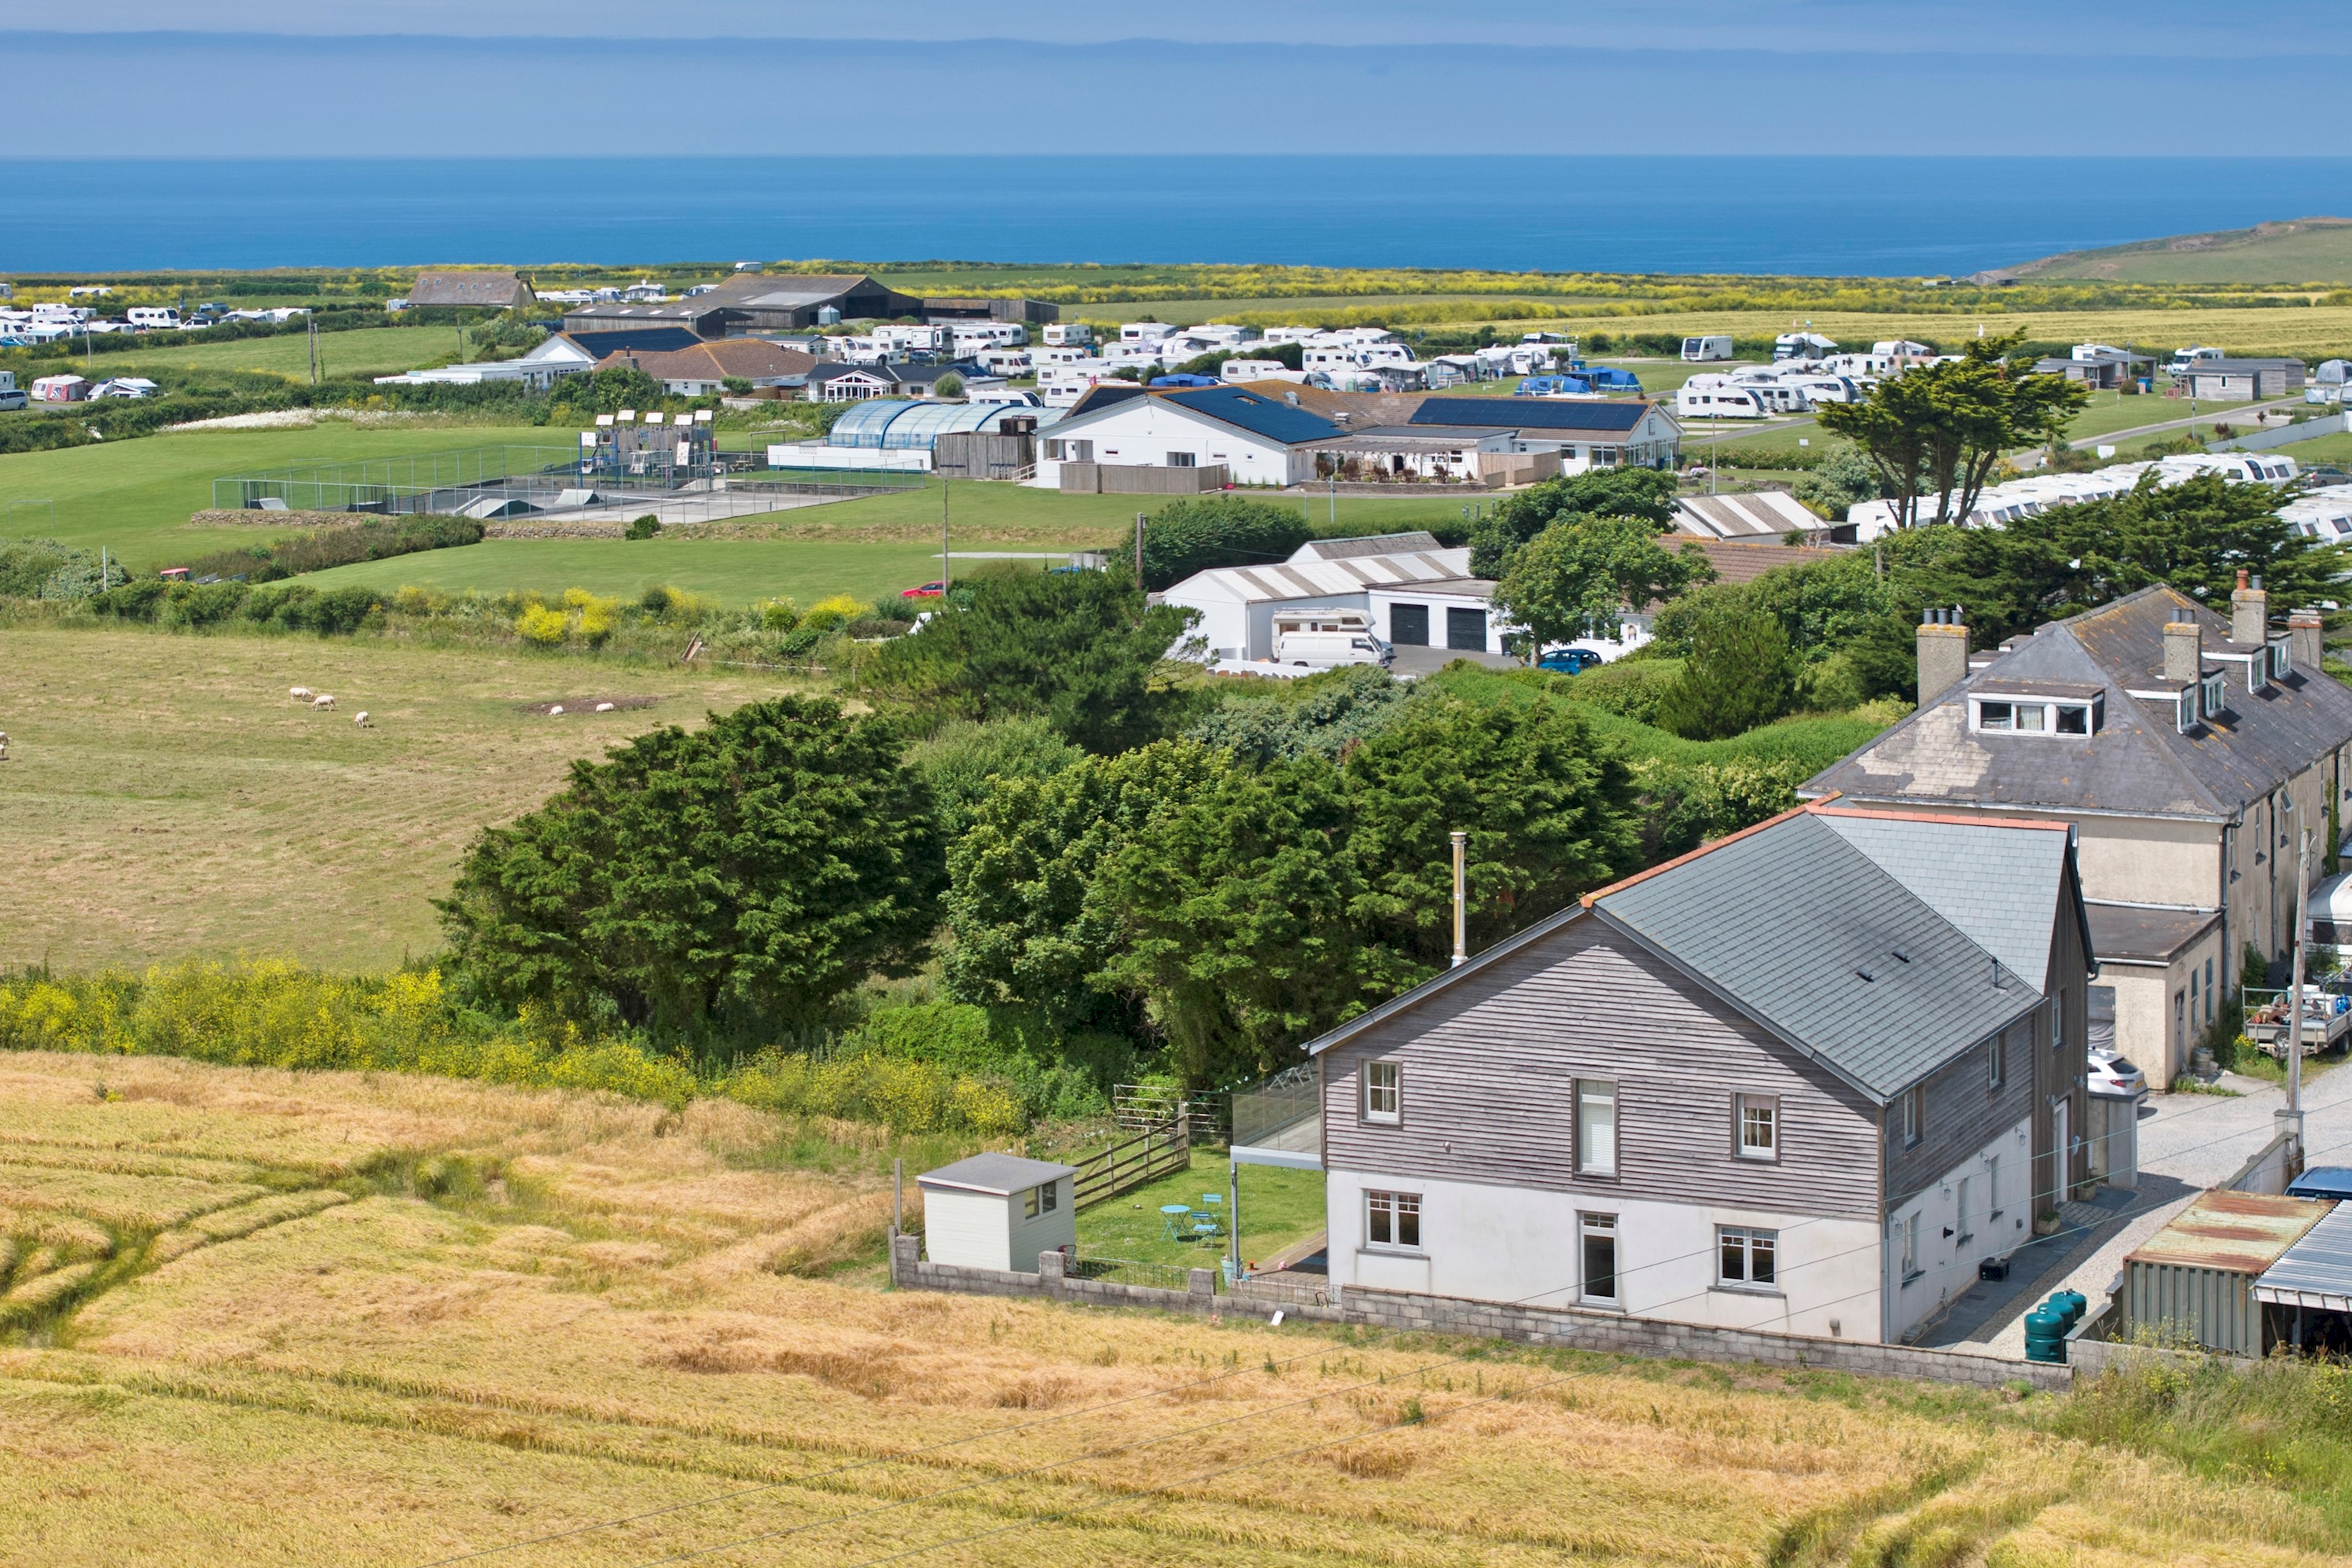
[
  {"x1": 594, "y1": 701, "x2": 616, "y2": 713},
  {"x1": 353, "y1": 711, "x2": 371, "y2": 728},
  {"x1": 311, "y1": 694, "x2": 336, "y2": 711},
  {"x1": 288, "y1": 685, "x2": 313, "y2": 701},
  {"x1": 548, "y1": 704, "x2": 564, "y2": 716}
]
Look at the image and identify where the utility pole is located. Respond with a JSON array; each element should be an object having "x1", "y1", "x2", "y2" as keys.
[
  {"x1": 940, "y1": 474, "x2": 950, "y2": 592},
  {"x1": 2284, "y1": 825, "x2": 2313, "y2": 1173},
  {"x1": 1134, "y1": 511, "x2": 1145, "y2": 581}
]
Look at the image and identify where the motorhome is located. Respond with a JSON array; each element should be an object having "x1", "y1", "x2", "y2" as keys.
[
  {"x1": 1271, "y1": 608, "x2": 1391, "y2": 669},
  {"x1": 1680, "y1": 335, "x2": 1735, "y2": 362},
  {"x1": 1773, "y1": 331, "x2": 1838, "y2": 362},
  {"x1": 2170, "y1": 345, "x2": 2225, "y2": 373}
]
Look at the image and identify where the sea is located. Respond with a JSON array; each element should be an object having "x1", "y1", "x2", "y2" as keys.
[{"x1": 8, "y1": 156, "x2": 2352, "y2": 277}]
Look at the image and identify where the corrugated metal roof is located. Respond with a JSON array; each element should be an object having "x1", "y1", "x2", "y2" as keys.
[
  {"x1": 2130, "y1": 1191, "x2": 2330, "y2": 1275},
  {"x1": 1810, "y1": 807, "x2": 2071, "y2": 993},
  {"x1": 1290, "y1": 531, "x2": 1446, "y2": 562},
  {"x1": 1594, "y1": 810, "x2": 2043, "y2": 1099},
  {"x1": 2255, "y1": 1199, "x2": 2352, "y2": 1311},
  {"x1": 917, "y1": 1152, "x2": 1077, "y2": 1195},
  {"x1": 1167, "y1": 547, "x2": 1477, "y2": 607}
]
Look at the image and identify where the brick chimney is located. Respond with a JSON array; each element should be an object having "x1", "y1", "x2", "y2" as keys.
[
  {"x1": 2231, "y1": 568, "x2": 2268, "y2": 648},
  {"x1": 1917, "y1": 605, "x2": 1969, "y2": 705},
  {"x1": 2163, "y1": 611, "x2": 2202, "y2": 685},
  {"x1": 2290, "y1": 608, "x2": 2324, "y2": 671}
]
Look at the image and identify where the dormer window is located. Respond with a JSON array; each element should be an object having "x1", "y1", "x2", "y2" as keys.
[
  {"x1": 2203, "y1": 673, "x2": 2227, "y2": 717},
  {"x1": 2177, "y1": 691, "x2": 2196, "y2": 733},
  {"x1": 1973, "y1": 696, "x2": 2098, "y2": 736},
  {"x1": 2269, "y1": 635, "x2": 2292, "y2": 681}
]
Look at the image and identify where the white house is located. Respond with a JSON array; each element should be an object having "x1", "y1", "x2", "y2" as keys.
[
  {"x1": 1160, "y1": 531, "x2": 1516, "y2": 662},
  {"x1": 1031, "y1": 384, "x2": 1340, "y2": 488},
  {"x1": 917, "y1": 1153, "x2": 1077, "y2": 1273},
  {"x1": 1406, "y1": 396, "x2": 1682, "y2": 475}
]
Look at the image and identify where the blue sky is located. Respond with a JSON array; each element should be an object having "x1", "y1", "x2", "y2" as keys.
[{"x1": 20, "y1": 6, "x2": 2352, "y2": 156}]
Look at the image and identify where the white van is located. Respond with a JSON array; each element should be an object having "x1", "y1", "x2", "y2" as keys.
[
  {"x1": 1681, "y1": 335, "x2": 1735, "y2": 362},
  {"x1": 127, "y1": 307, "x2": 181, "y2": 331},
  {"x1": 1272, "y1": 608, "x2": 1391, "y2": 668},
  {"x1": 2169, "y1": 345, "x2": 2224, "y2": 373}
]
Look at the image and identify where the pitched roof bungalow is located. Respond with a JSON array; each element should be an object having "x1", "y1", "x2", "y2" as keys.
[
  {"x1": 594, "y1": 338, "x2": 816, "y2": 396},
  {"x1": 1804, "y1": 578, "x2": 2352, "y2": 1083},
  {"x1": 1033, "y1": 385, "x2": 1344, "y2": 489},
  {"x1": 1302, "y1": 800, "x2": 2093, "y2": 1346}
]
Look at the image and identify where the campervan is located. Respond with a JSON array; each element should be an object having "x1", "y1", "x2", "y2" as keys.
[
  {"x1": 1773, "y1": 331, "x2": 1837, "y2": 362},
  {"x1": 2170, "y1": 345, "x2": 2225, "y2": 373},
  {"x1": 1681, "y1": 335, "x2": 1735, "y2": 362},
  {"x1": 126, "y1": 307, "x2": 181, "y2": 331},
  {"x1": 1271, "y1": 608, "x2": 1391, "y2": 669}
]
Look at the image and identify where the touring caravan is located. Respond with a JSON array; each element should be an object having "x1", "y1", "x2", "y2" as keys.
[
  {"x1": 1675, "y1": 384, "x2": 1768, "y2": 419},
  {"x1": 1681, "y1": 335, "x2": 1735, "y2": 362},
  {"x1": 126, "y1": 307, "x2": 180, "y2": 331}
]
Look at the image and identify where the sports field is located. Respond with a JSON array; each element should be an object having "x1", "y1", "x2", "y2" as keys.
[
  {"x1": 0, "y1": 623, "x2": 807, "y2": 972},
  {"x1": 0, "y1": 1047, "x2": 2338, "y2": 1568},
  {"x1": 25, "y1": 323, "x2": 460, "y2": 381}
]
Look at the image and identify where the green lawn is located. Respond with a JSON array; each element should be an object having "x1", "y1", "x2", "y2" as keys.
[
  {"x1": 7, "y1": 325, "x2": 461, "y2": 383},
  {"x1": 300, "y1": 535, "x2": 952, "y2": 607},
  {"x1": 0, "y1": 420, "x2": 560, "y2": 567},
  {"x1": 1074, "y1": 1148, "x2": 1325, "y2": 1274}
]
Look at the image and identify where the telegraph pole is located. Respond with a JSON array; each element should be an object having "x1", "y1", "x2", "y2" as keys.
[
  {"x1": 1134, "y1": 511, "x2": 1145, "y2": 580},
  {"x1": 940, "y1": 475, "x2": 950, "y2": 592},
  {"x1": 2285, "y1": 825, "x2": 2313, "y2": 1172}
]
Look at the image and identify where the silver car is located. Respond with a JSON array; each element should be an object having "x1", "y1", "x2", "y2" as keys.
[{"x1": 2089, "y1": 1048, "x2": 2147, "y2": 1096}]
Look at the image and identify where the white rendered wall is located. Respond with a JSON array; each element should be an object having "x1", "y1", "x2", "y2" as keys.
[
  {"x1": 1883, "y1": 1114, "x2": 2034, "y2": 1342},
  {"x1": 1326, "y1": 1167, "x2": 1884, "y2": 1343}
]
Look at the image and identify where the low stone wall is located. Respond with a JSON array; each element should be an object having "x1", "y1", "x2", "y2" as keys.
[
  {"x1": 483, "y1": 520, "x2": 627, "y2": 538},
  {"x1": 889, "y1": 1238, "x2": 2070, "y2": 1392},
  {"x1": 187, "y1": 509, "x2": 366, "y2": 529}
]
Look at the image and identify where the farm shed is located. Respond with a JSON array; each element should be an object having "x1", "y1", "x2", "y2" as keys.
[
  {"x1": 2255, "y1": 1199, "x2": 2352, "y2": 1357},
  {"x1": 2119, "y1": 1191, "x2": 2332, "y2": 1357},
  {"x1": 918, "y1": 1153, "x2": 1077, "y2": 1273}
]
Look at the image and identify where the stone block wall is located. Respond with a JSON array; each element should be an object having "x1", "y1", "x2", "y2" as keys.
[{"x1": 887, "y1": 1236, "x2": 2071, "y2": 1393}]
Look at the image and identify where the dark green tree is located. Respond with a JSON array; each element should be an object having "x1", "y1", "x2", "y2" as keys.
[
  {"x1": 1092, "y1": 755, "x2": 1416, "y2": 1085},
  {"x1": 2005, "y1": 470, "x2": 2350, "y2": 617},
  {"x1": 863, "y1": 568, "x2": 1198, "y2": 753},
  {"x1": 1655, "y1": 594, "x2": 1800, "y2": 739},
  {"x1": 1814, "y1": 332, "x2": 2088, "y2": 529},
  {"x1": 1339, "y1": 692, "x2": 1641, "y2": 965},
  {"x1": 1126, "y1": 495, "x2": 1314, "y2": 590},
  {"x1": 1492, "y1": 514, "x2": 1711, "y2": 659},
  {"x1": 1182, "y1": 664, "x2": 1409, "y2": 764},
  {"x1": 943, "y1": 740, "x2": 1226, "y2": 1037},
  {"x1": 438, "y1": 696, "x2": 943, "y2": 1038},
  {"x1": 1468, "y1": 466, "x2": 1680, "y2": 578}
]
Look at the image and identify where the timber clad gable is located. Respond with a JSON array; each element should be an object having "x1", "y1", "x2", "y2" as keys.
[{"x1": 1321, "y1": 915, "x2": 1884, "y2": 1222}]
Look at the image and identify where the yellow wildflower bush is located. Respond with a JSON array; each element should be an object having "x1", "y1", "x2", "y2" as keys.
[{"x1": 515, "y1": 603, "x2": 569, "y2": 645}]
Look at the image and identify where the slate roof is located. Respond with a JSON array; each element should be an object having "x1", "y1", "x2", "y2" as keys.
[
  {"x1": 1303, "y1": 802, "x2": 2071, "y2": 1103},
  {"x1": 595, "y1": 340, "x2": 815, "y2": 383},
  {"x1": 917, "y1": 1151, "x2": 1078, "y2": 1196},
  {"x1": 1410, "y1": 396, "x2": 1650, "y2": 432},
  {"x1": 1806, "y1": 586, "x2": 2352, "y2": 822},
  {"x1": 1593, "y1": 810, "x2": 2049, "y2": 1099},
  {"x1": 1810, "y1": 806, "x2": 2076, "y2": 992},
  {"x1": 407, "y1": 270, "x2": 534, "y2": 309},
  {"x1": 1159, "y1": 385, "x2": 1343, "y2": 444}
]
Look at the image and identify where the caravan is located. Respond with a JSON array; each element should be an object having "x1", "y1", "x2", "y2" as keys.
[
  {"x1": 1675, "y1": 383, "x2": 1768, "y2": 419},
  {"x1": 1680, "y1": 335, "x2": 1735, "y2": 362}
]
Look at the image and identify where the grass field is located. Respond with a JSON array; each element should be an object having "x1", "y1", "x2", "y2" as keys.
[
  {"x1": 9, "y1": 324, "x2": 460, "y2": 382},
  {"x1": 0, "y1": 1047, "x2": 2339, "y2": 1568},
  {"x1": 2023, "y1": 218, "x2": 2352, "y2": 285},
  {"x1": 1075, "y1": 1149, "x2": 1324, "y2": 1273},
  {"x1": 0, "y1": 624, "x2": 811, "y2": 971}
]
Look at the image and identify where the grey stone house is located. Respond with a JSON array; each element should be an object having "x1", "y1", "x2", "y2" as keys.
[
  {"x1": 1805, "y1": 578, "x2": 2352, "y2": 1082},
  {"x1": 1306, "y1": 802, "x2": 2092, "y2": 1346}
]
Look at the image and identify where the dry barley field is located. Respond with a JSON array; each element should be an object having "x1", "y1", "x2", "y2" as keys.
[
  {"x1": 0, "y1": 1049, "x2": 2337, "y2": 1568},
  {"x1": 0, "y1": 625, "x2": 808, "y2": 971}
]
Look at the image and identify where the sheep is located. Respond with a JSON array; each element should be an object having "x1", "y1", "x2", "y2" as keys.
[
  {"x1": 547, "y1": 704, "x2": 564, "y2": 716},
  {"x1": 311, "y1": 694, "x2": 336, "y2": 711},
  {"x1": 594, "y1": 702, "x2": 616, "y2": 713},
  {"x1": 353, "y1": 711, "x2": 371, "y2": 728},
  {"x1": 0, "y1": 731, "x2": 9, "y2": 762},
  {"x1": 288, "y1": 685, "x2": 313, "y2": 701}
]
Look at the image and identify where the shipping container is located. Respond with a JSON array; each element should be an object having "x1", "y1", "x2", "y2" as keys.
[{"x1": 2120, "y1": 1191, "x2": 2332, "y2": 1357}]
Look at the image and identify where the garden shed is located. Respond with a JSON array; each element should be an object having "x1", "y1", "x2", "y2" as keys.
[
  {"x1": 2119, "y1": 1191, "x2": 2332, "y2": 1357},
  {"x1": 917, "y1": 1152, "x2": 1077, "y2": 1273}
]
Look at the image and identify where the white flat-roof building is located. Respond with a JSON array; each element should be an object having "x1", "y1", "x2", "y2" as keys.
[{"x1": 1161, "y1": 531, "x2": 1516, "y2": 663}]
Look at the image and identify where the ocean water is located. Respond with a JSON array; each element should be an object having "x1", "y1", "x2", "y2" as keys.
[{"x1": 6, "y1": 156, "x2": 2351, "y2": 276}]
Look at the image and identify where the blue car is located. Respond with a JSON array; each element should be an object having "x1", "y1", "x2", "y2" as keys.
[
  {"x1": 2287, "y1": 1166, "x2": 2352, "y2": 1201},
  {"x1": 1538, "y1": 648, "x2": 1604, "y2": 674}
]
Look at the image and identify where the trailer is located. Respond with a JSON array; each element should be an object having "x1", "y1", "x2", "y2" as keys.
[
  {"x1": 1680, "y1": 335, "x2": 1734, "y2": 362},
  {"x1": 2240, "y1": 984, "x2": 2352, "y2": 1059}
]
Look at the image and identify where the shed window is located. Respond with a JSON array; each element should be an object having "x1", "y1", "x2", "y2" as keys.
[
  {"x1": 1735, "y1": 1095, "x2": 1777, "y2": 1160},
  {"x1": 1040, "y1": 1179, "x2": 1058, "y2": 1214},
  {"x1": 1575, "y1": 1080, "x2": 1617, "y2": 1177},
  {"x1": 1901, "y1": 1085, "x2": 1924, "y2": 1148},
  {"x1": 1363, "y1": 1060, "x2": 1400, "y2": 1125},
  {"x1": 1365, "y1": 1189, "x2": 1420, "y2": 1250},
  {"x1": 1718, "y1": 1225, "x2": 1777, "y2": 1289}
]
